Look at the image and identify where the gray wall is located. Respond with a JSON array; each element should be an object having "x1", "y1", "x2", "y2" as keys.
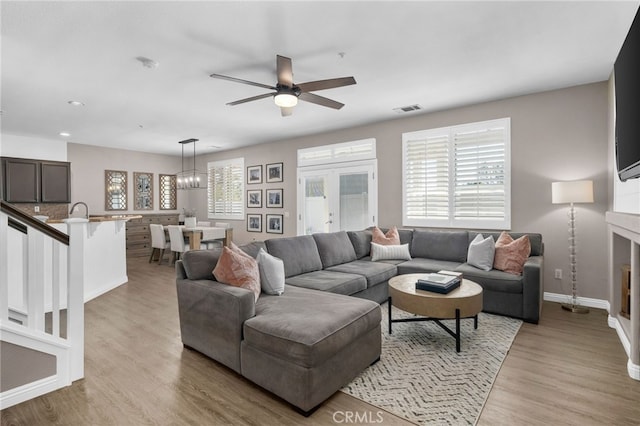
[
  {"x1": 67, "y1": 143, "x2": 183, "y2": 216},
  {"x1": 199, "y1": 82, "x2": 610, "y2": 301},
  {"x1": 62, "y1": 82, "x2": 609, "y2": 301}
]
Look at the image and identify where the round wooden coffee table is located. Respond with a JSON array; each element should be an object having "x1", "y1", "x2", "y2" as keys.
[{"x1": 388, "y1": 273, "x2": 483, "y2": 352}]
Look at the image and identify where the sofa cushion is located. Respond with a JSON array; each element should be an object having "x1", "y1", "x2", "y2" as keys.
[
  {"x1": 467, "y1": 233, "x2": 496, "y2": 271},
  {"x1": 455, "y1": 264, "x2": 524, "y2": 294},
  {"x1": 410, "y1": 230, "x2": 469, "y2": 262},
  {"x1": 243, "y1": 286, "x2": 380, "y2": 368},
  {"x1": 256, "y1": 249, "x2": 285, "y2": 296},
  {"x1": 327, "y1": 260, "x2": 398, "y2": 288},
  {"x1": 181, "y1": 248, "x2": 222, "y2": 280},
  {"x1": 372, "y1": 226, "x2": 400, "y2": 245},
  {"x1": 285, "y1": 270, "x2": 367, "y2": 296},
  {"x1": 239, "y1": 241, "x2": 267, "y2": 258},
  {"x1": 313, "y1": 231, "x2": 357, "y2": 268},
  {"x1": 213, "y1": 245, "x2": 261, "y2": 301},
  {"x1": 370, "y1": 242, "x2": 412, "y2": 261},
  {"x1": 265, "y1": 235, "x2": 323, "y2": 278},
  {"x1": 348, "y1": 230, "x2": 373, "y2": 259},
  {"x1": 471, "y1": 232, "x2": 543, "y2": 257},
  {"x1": 397, "y1": 229, "x2": 414, "y2": 246},
  {"x1": 396, "y1": 258, "x2": 463, "y2": 275},
  {"x1": 493, "y1": 232, "x2": 531, "y2": 275}
]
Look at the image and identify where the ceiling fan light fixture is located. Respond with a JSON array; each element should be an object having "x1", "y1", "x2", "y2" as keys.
[{"x1": 274, "y1": 93, "x2": 298, "y2": 108}]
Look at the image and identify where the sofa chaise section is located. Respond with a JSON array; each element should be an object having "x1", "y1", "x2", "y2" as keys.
[
  {"x1": 241, "y1": 286, "x2": 380, "y2": 413},
  {"x1": 175, "y1": 247, "x2": 382, "y2": 414}
]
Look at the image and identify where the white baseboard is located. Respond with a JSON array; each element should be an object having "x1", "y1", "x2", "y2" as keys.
[
  {"x1": 607, "y1": 314, "x2": 640, "y2": 381},
  {"x1": 543, "y1": 292, "x2": 610, "y2": 311},
  {"x1": 84, "y1": 274, "x2": 128, "y2": 303},
  {"x1": 0, "y1": 375, "x2": 61, "y2": 410}
]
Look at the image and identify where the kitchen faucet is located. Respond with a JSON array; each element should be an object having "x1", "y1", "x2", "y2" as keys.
[{"x1": 69, "y1": 201, "x2": 89, "y2": 219}]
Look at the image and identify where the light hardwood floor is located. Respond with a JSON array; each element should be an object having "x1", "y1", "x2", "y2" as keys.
[{"x1": 2, "y1": 257, "x2": 639, "y2": 425}]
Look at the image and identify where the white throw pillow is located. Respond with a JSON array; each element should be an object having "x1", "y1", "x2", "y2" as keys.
[
  {"x1": 370, "y1": 242, "x2": 412, "y2": 262},
  {"x1": 467, "y1": 233, "x2": 496, "y2": 271},
  {"x1": 256, "y1": 248, "x2": 285, "y2": 295}
]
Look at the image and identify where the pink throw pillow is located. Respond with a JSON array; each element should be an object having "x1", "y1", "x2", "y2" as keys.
[
  {"x1": 213, "y1": 245, "x2": 261, "y2": 301},
  {"x1": 372, "y1": 226, "x2": 401, "y2": 246},
  {"x1": 493, "y1": 232, "x2": 531, "y2": 275}
]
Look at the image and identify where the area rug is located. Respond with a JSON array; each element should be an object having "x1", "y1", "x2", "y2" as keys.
[{"x1": 341, "y1": 303, "x2": 522, "y2": 425}]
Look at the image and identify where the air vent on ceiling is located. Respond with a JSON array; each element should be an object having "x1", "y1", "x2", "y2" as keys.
[{"x1": 393, "y1": 104, "x2": 423, "y2": 113}]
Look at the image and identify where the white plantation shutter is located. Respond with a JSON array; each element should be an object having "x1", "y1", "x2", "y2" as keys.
[
  {"x1": 207, "y1": 158, "x2": 244, "y2": 220},
  {"x1": 402, "y1": 118, "x2": 510, "y2": 229},
  {"x1": 404, "y1": 134, "x2": 449, "y2": 221}
]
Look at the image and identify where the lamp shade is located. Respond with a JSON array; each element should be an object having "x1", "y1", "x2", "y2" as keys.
[{"x1": 551, "y1": 180, "x2": 594, "y2": 204}]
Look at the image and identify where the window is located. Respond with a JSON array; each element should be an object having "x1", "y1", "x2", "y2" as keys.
[
  {"x1": 207, "y1": 158, "x2": 244, "y2": 220},
  {"x1": 402, "y1": 118, "x2": 511, "y2": 230}
]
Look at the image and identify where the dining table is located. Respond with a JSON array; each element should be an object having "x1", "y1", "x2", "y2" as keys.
[{"x1": 181, "y1": 226, "x2": 233, "y2": 250}]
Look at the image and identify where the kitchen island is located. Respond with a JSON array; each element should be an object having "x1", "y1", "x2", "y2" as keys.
[{"x1": 7, "y1": 215, "x2": 141, "y2": 313}]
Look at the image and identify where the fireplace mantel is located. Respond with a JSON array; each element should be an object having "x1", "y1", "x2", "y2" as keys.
[{"x1": 606, "y1": 211, "x2": 640, "y2": 380}]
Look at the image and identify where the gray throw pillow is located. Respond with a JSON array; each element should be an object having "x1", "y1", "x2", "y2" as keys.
[
  {"x1": 467, "y1": 233, "x2": 496, "y2": 271},
  {"x1": 256, "y1": 248, "x2": 285, "y2": 295}
]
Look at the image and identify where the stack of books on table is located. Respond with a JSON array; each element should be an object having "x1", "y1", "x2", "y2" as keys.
[{"x1": 415, "y1": 271, "x2": 462, "y2": 294}]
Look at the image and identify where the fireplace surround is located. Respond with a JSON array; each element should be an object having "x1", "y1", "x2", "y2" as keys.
[{"x1": 606, "y1": 211, "x2": 640, "y2": 380}]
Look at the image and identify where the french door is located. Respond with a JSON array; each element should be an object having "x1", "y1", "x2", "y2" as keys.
[{"x1": 297, "y1": 161, "x2": 377, "y2": 235}]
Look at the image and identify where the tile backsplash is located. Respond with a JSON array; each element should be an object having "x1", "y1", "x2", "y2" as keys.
[{"x1": 11, "y1": 203, "x2": 69, "y2": 220}]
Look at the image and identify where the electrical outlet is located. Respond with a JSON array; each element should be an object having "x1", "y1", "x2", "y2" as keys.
[
  {"x1": 554, "y1": 269, "x2": 562, "y2": 279},
  {"x1": 34, "y1": 206, "x2": 40, "y2": 212}
]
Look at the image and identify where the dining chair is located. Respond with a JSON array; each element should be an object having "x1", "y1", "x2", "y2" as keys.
[
  {"x1": 199, "y1": 221, "x2": 223, "y2": 249},
  {"x1": 149, "y1": 224, "x2": 170, "y2": 265},
  {"x1": 167, "y1": 225, "x2": 190, "y2": 264}
]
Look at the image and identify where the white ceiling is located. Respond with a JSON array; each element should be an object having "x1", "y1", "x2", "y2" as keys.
[{"x1": 1, "y1": 1, "x2": 638, "y2": 156}]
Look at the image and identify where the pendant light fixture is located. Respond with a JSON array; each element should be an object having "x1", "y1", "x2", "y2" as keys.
[{"x1": 177, "y1": 138, "x2": 207, "y2": 190}]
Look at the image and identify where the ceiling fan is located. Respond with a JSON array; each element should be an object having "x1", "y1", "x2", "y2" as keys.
[{"x1": 210, "y1": 55, "x2": 356, "y2": 117}]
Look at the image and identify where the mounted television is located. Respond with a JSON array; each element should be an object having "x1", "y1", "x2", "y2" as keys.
[{"x1": 615, "y1": 7, "x2": 640, "y2": 181}]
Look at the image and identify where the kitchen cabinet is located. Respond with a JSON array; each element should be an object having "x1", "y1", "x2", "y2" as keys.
[
  {"x1": 1, "y1": 157, "x2": 71, "y2": 203},
  {"x1": 41, "y1": 161, "x2": 71, "y2": 202}
]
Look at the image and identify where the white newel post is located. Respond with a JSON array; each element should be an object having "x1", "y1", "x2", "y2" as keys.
[
  {"x1": 65, "y1": 218, "x2": 87, "y2": 382},
  {"x1": 0, "y1": 213, "x2": 8, "y2": 322}
]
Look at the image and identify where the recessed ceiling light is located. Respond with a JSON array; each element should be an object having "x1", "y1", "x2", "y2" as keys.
[
  {"x1": 68, "y1": 100, "x2": 84, "y2": 106},
  {"x1": 59, "y1": 132, "x2": 71, "y2": 137}
]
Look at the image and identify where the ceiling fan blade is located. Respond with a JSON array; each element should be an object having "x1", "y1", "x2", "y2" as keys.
[
  {"x1": 277, "y1": 55, "x2": 293, "y2": 87},
  {"x1": 280, "y1": 107, "x2": 293, "y2": 117},
  {"x1": 226, "y1": 92, "x2": 274, "y2": 106},
  {"x1": 210, "y1": 73, "x2": 275, "y2": 91},
  {"x1": 296, "y1": 76, "x2": 356, "y2": 93},
  {"x1": 299, "y1": 92, "x2": 344, "y2": 110}
]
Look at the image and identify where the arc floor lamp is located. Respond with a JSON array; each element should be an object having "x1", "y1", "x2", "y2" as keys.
[{"x1": 551, "y1": 180, "x2": 594, "y2": 313}]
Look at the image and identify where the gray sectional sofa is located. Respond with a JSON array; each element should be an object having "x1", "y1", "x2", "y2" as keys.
[{"x1": 175, "y1": 228, "x2": 543, "y2": 414}]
